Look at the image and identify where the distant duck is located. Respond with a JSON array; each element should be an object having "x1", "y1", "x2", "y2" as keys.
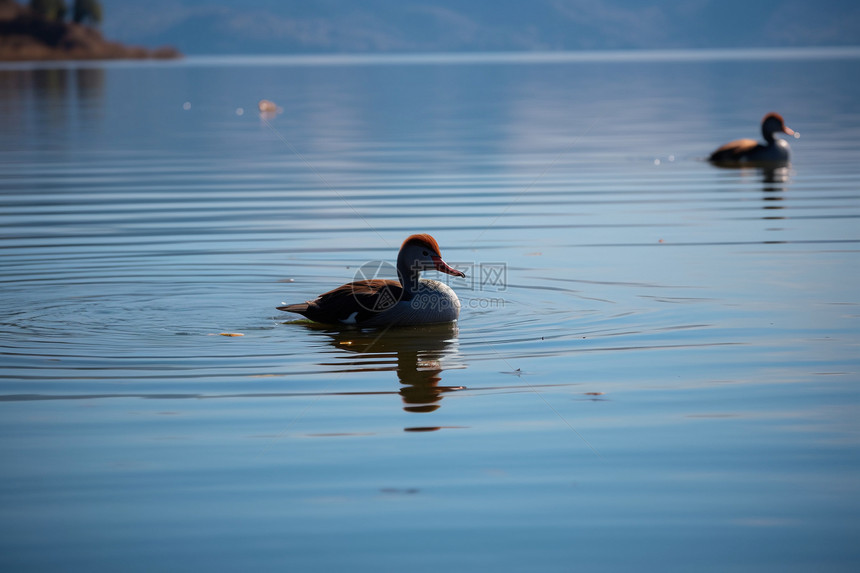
[
  {"x1": 277, "y1": 234, "x2": 466, "y2": 327},
  {"x1": 709, "y1": 113, "x2": 798, "y2": 166}
]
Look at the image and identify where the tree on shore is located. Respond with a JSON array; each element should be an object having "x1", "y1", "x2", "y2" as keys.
[
  {"x1": 29, "y1": 0, "x2": 66, "y2": 22},
  {"x1": 72, "y1": 0, "x2": 101, "y2": 25},
  {"x1": 27, "y1": 1, "x2": 102, "y2": 25}
]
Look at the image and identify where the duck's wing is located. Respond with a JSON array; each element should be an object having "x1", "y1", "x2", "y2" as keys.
[
  {"x1": 278, "y1": 280, "x2": 404, "y2": 325},
  {"x1": 709, "y1": 138, "x2": 758, "y2": 163}
]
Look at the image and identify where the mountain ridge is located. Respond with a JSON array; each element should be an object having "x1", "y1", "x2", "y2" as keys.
[{"x1": 99, "y1": 0, "x2": 860, "y2": 55}]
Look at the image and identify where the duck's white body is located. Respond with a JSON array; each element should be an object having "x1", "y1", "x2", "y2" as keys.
[{"x1": 354, "y1": 279, "x2": 461, "y2": 327}]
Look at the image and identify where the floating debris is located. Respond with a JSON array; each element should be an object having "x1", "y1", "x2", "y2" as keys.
[
  {"x1": 258, "y1": 99, "x2": 278, "y2": 113},
  {"x1": 218, "y1": 332, "x2": 244, "y2": 337},
  {"x1": 501, "y1": 368, "x2": 524, "y2": 377}
]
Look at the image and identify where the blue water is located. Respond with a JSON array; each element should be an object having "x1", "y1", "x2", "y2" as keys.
[{"x1": 1, "y1": 50, "x2": 860, "y2": 572}]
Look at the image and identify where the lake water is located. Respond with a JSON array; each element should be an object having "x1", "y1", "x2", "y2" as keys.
[{"x1": 1, "y1": 49, "x2": 860, "y2": 572}]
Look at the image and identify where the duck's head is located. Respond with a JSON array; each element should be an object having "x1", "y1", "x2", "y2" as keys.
[
  {"x1": 397, "y1": 234, "x2": 466, "y2": 280},
  {"x1": 762, "y1": 112, "x2": 797, "y2": 142}
]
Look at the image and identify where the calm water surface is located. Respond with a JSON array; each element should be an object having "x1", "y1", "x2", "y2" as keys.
[{"x1": 2, "y1": 51, "x2": 860, "y2": 572}]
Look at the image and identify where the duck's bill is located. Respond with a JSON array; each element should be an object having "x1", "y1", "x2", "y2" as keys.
[
  {"x1": 432, "y1": 256, "x2": 466, "y2": 277},
  {"x1": 783, "y1": 125, "x2": 797, "y2": 137}
]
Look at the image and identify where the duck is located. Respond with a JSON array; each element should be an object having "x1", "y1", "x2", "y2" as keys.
[
  {"x1": 709, "y1": 112, "x2": 798, "y2": 166},
  {"x1": 277, "y1": 234, "x2": 466, "y2": 327}
]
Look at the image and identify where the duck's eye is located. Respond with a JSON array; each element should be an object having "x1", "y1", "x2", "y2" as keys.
[{"x1": 422, "y1": 250, "x2": 429, "y2": 256}]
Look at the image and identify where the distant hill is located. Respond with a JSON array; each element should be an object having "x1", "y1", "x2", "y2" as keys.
[
  {"x1": 98, "y1": 0, "x2": 860, "y2": 55},
  {"x1": 0, "y1": 0, "x2": 179, "y2": 60}
]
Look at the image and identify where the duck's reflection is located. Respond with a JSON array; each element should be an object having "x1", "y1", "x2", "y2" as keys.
[
  {"x1": 760, "y1": 166, "x2": 790, "y2": 217},
  {"x1": 307, "y1": 322, "x2": 463, "y2": 415},
  {"x1": 711, "y1": 163, "x2": 791, "y2": 216}
]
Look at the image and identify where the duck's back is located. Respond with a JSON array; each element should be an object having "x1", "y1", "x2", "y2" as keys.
[
  {"x1": 278, "y1": 279, "x2": 403, "y2": 325},
  {"x1": 709, "y1": 138, "x2": 756, "y2": 162}
]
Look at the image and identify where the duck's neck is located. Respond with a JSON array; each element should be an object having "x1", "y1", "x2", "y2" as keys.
[
  {"x1": 396, "y1": 258, "x2": 422, "y2": 300},
  {"x1": 762, "y1": 126, "x2": 776, "y2": 145}
]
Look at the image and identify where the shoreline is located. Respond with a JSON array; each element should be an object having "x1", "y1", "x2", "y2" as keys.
[{"x1": 0, "y1": 1, "x2": 180, "y2": 62}]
